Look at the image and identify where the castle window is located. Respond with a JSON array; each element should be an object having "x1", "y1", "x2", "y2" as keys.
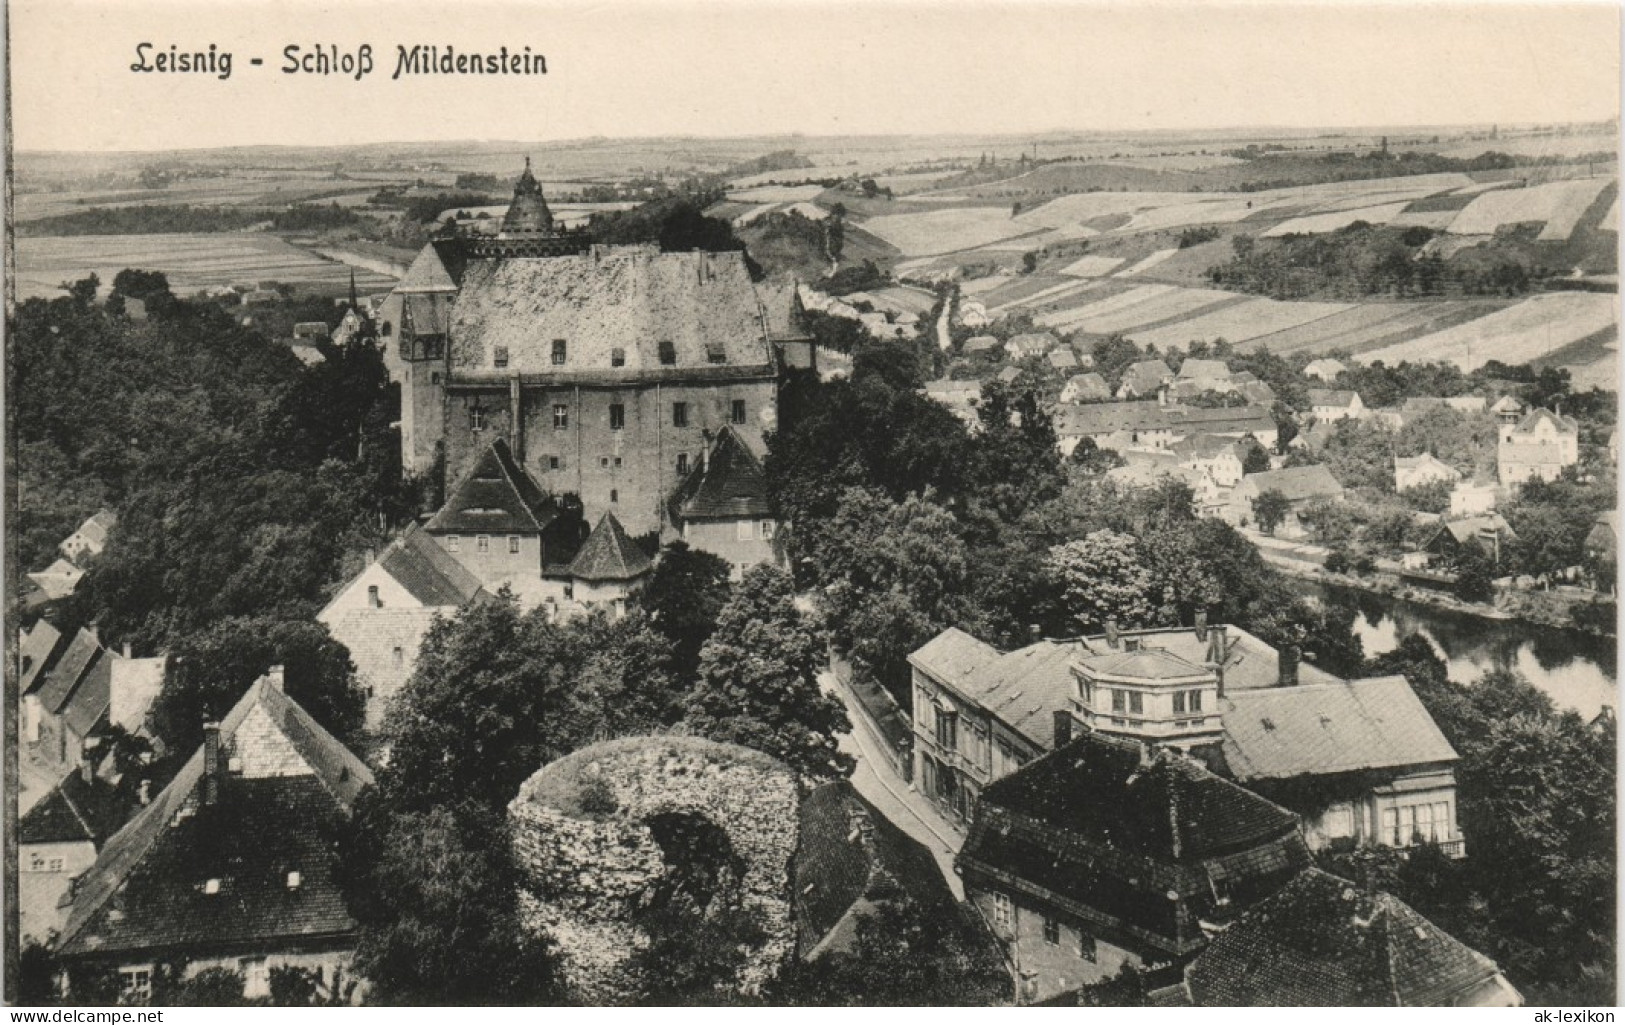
[
  {"x1": 992, "y1": 893, "x2": 1012, "y2": 932},
  {"x1": 447, "y1": 535, "x2": 461, "y2": 553},
  {"x1": 731, "y1": 400, "x2": 747, "y2": 425},
  {"x1": 551, "y1": 339, "x2": 567, "y2": 365},
  {"x1": 672, "y1": 402, "x2": 689, "y2": 428},
  {"x1": 477, "y1": 535, "x2": 490, "y2": 554},
  {"x1": 494, "y1": 346, "x2": 509, "y2": 368},
  {"x1": 509, "y1": 536, "x2": 520, "y2": 554},
  {"x1": 549, "y1": 456, "x2": 561, "y2": 470},
  {"x1": 658, "y1": 341, "x2": 676, "y2": 365},
  {"x1": 1174, "y1": 691, "x2": 1186, "y2": 714},
  {"x1": 706, "y1": 343, "x2": 727, "y2": 365},
  {"x1": 1043, "y1": 916, "x2": 1060, "y2": 946},
  {"x1": 1076, "y1": 927, "x2": 1097, "y2": 962},
  {"x1": 1111, "y1": 689, "x2": 1126, "y2": 713},
  {"x1": 676, "y1": 453, "x2": 690, "y2": 476},
  {"x1": 1188, "y1": 689, "x2": 1203, "y2": 712},
  {"x1": 760, "y1": 520, "x2": 775, "y2": 540},
  {"x1": 470, "y1": 407, "x2": 487, "y2": 431},
  {"x1": 119, "y1": 967, "x2": 153, "y2": 1004},
  {"x1": 553, "y1": 404, "x2": 569, "y2": 430},
  {"x1": 609, "y1": 404, "x2": 625, "y2": 430},
  {"x1": 381, "y1": 322, "x2": 392, "y2": 337},
  {"x1": 613, "y1": 456, "x2": 623, "y2": 468},
  {"x1": 611, "y1": 347, "x2": 626, "y2": 367},
  {"x1": 367, "y1": 585, "x2": 380, "y2": 609},
  {"x1": 601, "y1": 457, "x2": 611, "y2": 469},
  {"x1": 610, "y1": 489, "x2": 619, "y2": 503},
  {"x1": 392, "y1": 647, "x2": 403, "y2": 666},
  {"x1": 1128, "y1": 691, "x2": 1144, "y2": 715}
]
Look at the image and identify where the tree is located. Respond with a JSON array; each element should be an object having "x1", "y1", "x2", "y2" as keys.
[
  {"x1": 1242, "y1": 443, "x2": 1273, "y2": 474},
  {"x1": 338, "y1": 797, "x2": 561, "y2": 1004},
  {"x1": 638, "y1": 541, "x2": 734, "y2": 684},
  {"x1": 1454, "y1": 545, "x2": 1497, "y2": 603},
  {"x1": 154, "y1": 616, "x2": 365, "y2": 756},
  {"x1": 1021, "y1": 251, "x2": 1038, "y2": 274},
  {"x1": 1251, "y1": 488, "x2": 1293, "y2": 535},
  {"x1": 1069, "y1": 437, "x2": 1126, "y2": 475},
  {"x1": 686, "y1": 564, "x2": 853, "y2": 780},
  {"x1": 1048, "y1": 530, "x2": 1158, "y2": 630}
]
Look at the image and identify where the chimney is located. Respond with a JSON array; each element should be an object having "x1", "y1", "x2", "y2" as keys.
[
  {"x1": 1104, "y1": 618, "x2": 1120, "y2": 649},
  {"x1": 1053, "y1": 710, "x2": 1073, "y2": 750},
  {"x1": 1157, "y1": 382, "x2": 1169, "y2": 407},
  {"x1": 123, "y1": 642, "x2": 133, "y2": 659},
  {"x1": 1208, "y1": 626, "x2": 1227, "y2": 699},
  {"x1": 203, "y1": 722, "x2": 221, "y2": 805},
  {"x1": 1279, "y1": 644, "x2": 1301, "y2": 687},
  {"x1": 267, "y1": 664, "x2": 285, "y2": 693},
  {"x1": 1194, "y1": 611, "x2": 1208, "y2": 642},
  {"x1": 80, "y1": 753, "x2": 94, "y2": 786},
  {"x1": 508, "y1": 373, "x2": 524, "y2": 464},
  {"x1": 1029, "y1": 624, "x2": 1042, "y2": 645}
]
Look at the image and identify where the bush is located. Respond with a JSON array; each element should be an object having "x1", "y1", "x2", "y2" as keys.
[{"x1": 1323, "y1": 550, "x2": 1350, "y2": 575}]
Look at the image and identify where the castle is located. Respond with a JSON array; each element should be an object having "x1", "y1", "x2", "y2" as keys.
[{"x1": 380, "y1": 161, "x2": 809, "y2": 543}]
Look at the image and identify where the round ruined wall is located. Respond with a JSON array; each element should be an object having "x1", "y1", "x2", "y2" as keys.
[{"x1": 507, "y1": 735, "x2": 801, "y2": 1003}]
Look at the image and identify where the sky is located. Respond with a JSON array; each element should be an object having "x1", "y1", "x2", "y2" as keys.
[{"x1": 8, "y1": 0, "x2": 1620, "y2": 153}]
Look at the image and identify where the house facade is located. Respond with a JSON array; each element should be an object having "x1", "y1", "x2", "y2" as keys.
[
  {"x1": 1497, "y1": 408, "x2": 1579, "y2": 485},
  {"x1": 1307, "y1": 389, "x2": 1365, "y2": 425},
  {"x1": 666, "y1": 425, "x2": 782, "y2": 579},
  {"x1": 1228, "y1": 465, "x2": 1345, "y2": 535},
  {"x1": 1395, "y1": 452, "x2": 1463, "y2": 491},
  {"x1": 957, "y1": 729, "x2": 1311, "y2": 1004}
]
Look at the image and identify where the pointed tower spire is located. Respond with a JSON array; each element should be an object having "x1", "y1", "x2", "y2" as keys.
[{"x1": 348, "y1": 268, "x2": 358, "y2": 312}]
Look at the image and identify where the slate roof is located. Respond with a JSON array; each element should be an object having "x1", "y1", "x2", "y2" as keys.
[
  {"x1": 1079, "y1": 647, "x2": 1213, "y2": 683},
  {"x1": 909, "y1": 627, "x2": 1001, "y2": 692},
  {"x1": 915, "y1": 637, "x2": 1084, "y2": 748},
  {"x1": 1171, "y1": 405, "x2": 1276, "y2": 437},
  {"x1": 1219, "y1": 676, "x2": 1458, "y2": 782},
  {"x1": 394, "y1": 239, "x2": 465, "y2": 293},
  {"x1": 62, "y1": 653, "x2": 114, "y2": 738},
  {"x1": 1076, "y1": 625, "x2": 1342, "y2": 694},
  {"x1": 1238, "y1": 381, "x2": 1278, "y2": 405},
  {"x1": 960, "y1": 733, "x2": 1309, "y2": 953},
  {"x1": 1239, "y1": 464, "x2": 1345, "y2": 502},
  {"x1": 793, "y1": 780, "x2": 959, "y2": 958},
  {"x1": 1309, "y1": 389, "x2": 1359, "y2": 408},
  {"x1": 36, "y1": 629, "x2": 105, "y2": 716},
  {"x1": 378, "y1": 524, "x2": 488, "y2": 607},
  {"x1": 426, "y1": 439, "x2": 557, "y2": 534},
  {"x1": 20, "y1": 620, "x2": 65, "y2": 696},
  {"x1": 446, "y1": 246, "x2": 773, "y2": 373},
  {"x1": 1053, "y1": 400, "x2": 1169, "y2": 438},
  {"x1": 1184, "y1": 868, "x2": 1508, "y2": 1006},
  {"x1": 671, "y1": 425, "x2": 772, "y2": 521},
  {"x1": 58, "y1": 677, "x2": 373, "y2": 959},
  {"x1": 19, "y1": 772, "x2": 138, "y2": 846},
  {"x1": 567, "y1": 513, "x2": 653, "y2": 582}
]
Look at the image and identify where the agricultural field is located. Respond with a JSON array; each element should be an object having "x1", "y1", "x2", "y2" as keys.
[
  {"x1": 1119, "y1": 249, "x2": 1180, "y2": 277},
  {"x1": 991, "y1": 280, "x2": 1109, "y2": 316},
  {"x1": 727, "y1": 185, "x2": 829, "y2": 203},
  {"x1": 1057, "y1": 255, "x2": 1126, "y2": 278},
  {"x1": 12, "y1": 233, "x2": 398, "y2": 300},
  {"x1": 1124, "y1": 296, "x2": 1352, "y2": 347},
  {"x1": 1359, "y1": 291, "x2": 1619, "y2": 370},
  {"x1": 1436, "y1": 131, "x2": 1618, "y2": 161},
  {"x1": 1261, "y1": 201, "x2": 1412, "y2": 237},
  {"x1": 1446, "y1": 177, "x2": 1614, "y2": 239},
  {"x1": 861, "y1": 207, "x2": 1042, "y2": 255}
]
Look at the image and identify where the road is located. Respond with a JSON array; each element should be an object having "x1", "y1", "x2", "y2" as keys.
[{"x1": 821, "y1": 670, "x2": 965, "y2": 899}]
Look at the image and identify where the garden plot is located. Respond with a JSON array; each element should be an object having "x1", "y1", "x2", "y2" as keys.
[
  {"x1": 1261, "y1": 201, "x2": 1412, "y2": 237},
  {"x1": 1126, "y1": 297, "x2": 1351, "y2": 347},
  {"x1": 1447, "y1": 177, "x2": 1613, "y2": 239},
  {"x1": 861, "y1": 207, "x2": 1040, "y2": 255},
  {"x1": 1360, "y1": 292, "x2": 1619, "y2": 370},
  {"x1": 1119, "y1": 249, "x2": 1180, "y2": 277},
  {"x1": 1058, "y1": 255, "x2": 1126, "y2": 278}
]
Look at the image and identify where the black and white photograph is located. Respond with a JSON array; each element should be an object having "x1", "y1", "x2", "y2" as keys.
[{"x1": 4, "y1": 0, "x2": 1619, "y2": 1009}]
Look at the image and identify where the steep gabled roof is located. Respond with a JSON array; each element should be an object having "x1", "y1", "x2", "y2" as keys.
[
  {"x1": 793, "y1": 780, "x2": 959, "y2": 958},
  {"x1": 394, "y1": 239, "x2": 464, "y2": 293},
  {"x1": 378, "y1": 524, "x2": 489, "y2": 607},
  {"x1": 426, "y1": 438, "x2": 556, "y2": 534},
  {"x1": 567, "y1": 512, "x2": 653, "y2": 582},
  {"x1": 1240, "y1": 464, "x2": 1344, "y2": 502},
  {"x1": 62, "y1": 652, "x2": 114, "y2": 738},
  {"x1": 19, "y1": 772, "x2": 138, "y2": 846},
  {"x1": 1220, "y1": 675, "x2": 1458, "y2": 782},
  {"x1": 57, "y1": 676, "x2": 373, "y2": 958},
  {"x1": 20, "y1": 620, "x2": 65, "y2": 696},
  {"x1": 1509, "y1": 407, "x2": 1579, "y2": 436},
  {"x1": 1177, "y1": 358, "x2": 1231, "y2": 380},
  {"x1": 36, "y1": 629, "x2": 104, "y2": 715},
  {"x1": 1120, "y1": 359, "x2": 1174, "y2": 392},
  {"x1": 1185, "y1": 868, "x2": 1509, "y2": 1006},
  {"x1": 1062, "y1": 372, "x2": 1112, "y2": 400},
  {"x1": 670, "y1": 425, "x2": 772, "y2": 521}
]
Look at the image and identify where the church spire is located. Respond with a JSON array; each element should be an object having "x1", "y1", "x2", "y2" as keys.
[{"x1": 500, "y1": 156, "x2": 554, "y2": 237}]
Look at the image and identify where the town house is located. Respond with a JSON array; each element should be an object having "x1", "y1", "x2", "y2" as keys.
[
  {"x1": 1394, "y1": 452, "x2": 1463, "y2": 491},
  {"x1": 1227, "y1": 464, "x2": 1345, "y2": 536},
  {"x1": 1307, "y1": 389, "x2": 1366, "y2": 424},
  {"x1": 1497, "y1": 407, "x2": 1579, "y2": 485}
]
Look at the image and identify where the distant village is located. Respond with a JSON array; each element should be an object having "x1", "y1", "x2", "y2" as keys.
[{"x1": 14, "y1": 160, "x2": 1611, "y2": 1008}]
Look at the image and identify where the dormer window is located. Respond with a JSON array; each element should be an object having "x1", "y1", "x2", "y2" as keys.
[
  {"x1": 494, "y1": 346, "x2": 509, "y2": 368},
  {"x1": 552, "y1": 339, "x2": 567, "y2": 365},
  {"x1": 658, "y1": 341, "x2": 676, "y2": 365},
  {"x1": 706, "y1": 343, "x2": 727, "y2": 365},
  {"x1": 611, "y1": 347, "x2": 626, "y2": 367}
]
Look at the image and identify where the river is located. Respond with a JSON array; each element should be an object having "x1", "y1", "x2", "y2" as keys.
[{"x1": 1286, "y1": 579, "x2": 1618, "y2": 720}]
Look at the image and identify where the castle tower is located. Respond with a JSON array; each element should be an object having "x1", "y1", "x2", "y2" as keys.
[{"x1": 499, "y1": 156, "x2": 555, "y2": 238}]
